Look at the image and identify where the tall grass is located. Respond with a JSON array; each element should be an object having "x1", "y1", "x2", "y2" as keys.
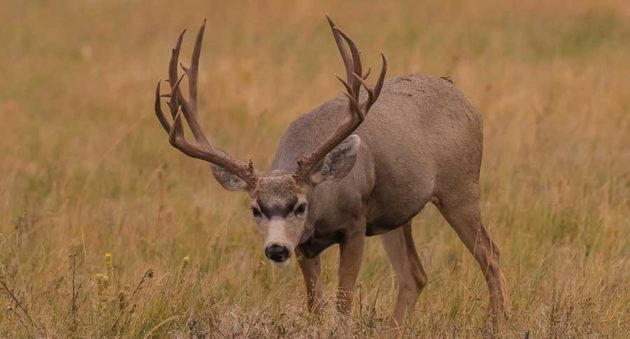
[{"x1": 1, "y1": 0, "x2": 629, "y2": 337}]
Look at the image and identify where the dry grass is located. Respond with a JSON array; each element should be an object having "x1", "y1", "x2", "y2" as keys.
[{"x1": 1, "y1": 0, "x2": 630, "y2": 337}]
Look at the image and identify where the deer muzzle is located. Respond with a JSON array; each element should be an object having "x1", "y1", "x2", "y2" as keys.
[{"x1": 263, "y1": 218, "x2": 298, "y2": 265}]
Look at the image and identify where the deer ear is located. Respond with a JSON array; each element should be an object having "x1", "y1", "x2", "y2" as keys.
[
  {"x1": 310, "y1": 134, "x2": 361, "y2": 185},
  {"x1": 211, "y1": 164, "x2": 249, "y2": 192}
]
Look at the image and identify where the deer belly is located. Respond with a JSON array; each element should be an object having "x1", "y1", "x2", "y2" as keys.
[{"x1": 365, "y1": 196, "x2": 432, "y2": 236}]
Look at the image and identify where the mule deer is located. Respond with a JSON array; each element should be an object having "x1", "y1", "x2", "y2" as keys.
[{"x1": 154, "y1": 17, "x2": 508, "y2": 326}]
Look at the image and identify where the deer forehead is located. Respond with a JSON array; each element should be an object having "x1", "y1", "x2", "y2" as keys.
[{"x1": 252, "y1": 175, "x2": 305, "y2": 203}]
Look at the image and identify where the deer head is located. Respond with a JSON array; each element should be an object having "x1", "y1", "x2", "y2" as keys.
[{"x1": 154, "y1": 17, "x2": 386, "y2": 265}]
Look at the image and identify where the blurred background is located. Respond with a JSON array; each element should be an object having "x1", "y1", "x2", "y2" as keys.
[{"x1": 1, "y1": 0, "x2": 629, "y2": 337}]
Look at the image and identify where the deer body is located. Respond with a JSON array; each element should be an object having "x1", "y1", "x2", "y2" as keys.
[
  {"x1": 155, "y1": 17, "x2": 508, "y2": 328},
  {"x1": 274, "y1": 73, "x2": 480, "y2": 252},
  {"x1": 271, "y1": 74, "x2": 506, "y2": 323}
]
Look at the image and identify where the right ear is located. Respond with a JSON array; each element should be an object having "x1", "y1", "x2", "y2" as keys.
[
  {"x1": 309, "y1": 134, "x2": 361, "y2": 185},
  {"x1": 210, "y1": 164, "x2": 250, "y2": 192}
]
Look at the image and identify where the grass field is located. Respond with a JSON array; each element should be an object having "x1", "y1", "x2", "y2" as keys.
[{"x1": 1, "y1": 0, "x2": 630, "y2": 337}]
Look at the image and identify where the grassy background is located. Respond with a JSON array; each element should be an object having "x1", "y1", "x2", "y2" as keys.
[{"x1": 1, "y1": 0, "x2": 629, "y2": 337}]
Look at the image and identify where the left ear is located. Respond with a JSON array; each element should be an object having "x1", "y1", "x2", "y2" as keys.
[
  {"x1": 210, "y1": 164, "x2": 250, "y2": 192},
  {"x1": 310, "y1": 134, "x2": 361, "y2": 184}
]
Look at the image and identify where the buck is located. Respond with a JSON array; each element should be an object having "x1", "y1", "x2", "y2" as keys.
[{"x1": 154, "y1": 17, "x2": 508, "y2": 326}]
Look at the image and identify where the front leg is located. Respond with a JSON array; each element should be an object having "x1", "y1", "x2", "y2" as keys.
[
  {"x1": 296, "y1": 250, "x2": 323, "y2": 313},
  {"x1": 337, "y1": 229, "x2": 365, "y2": 315}
]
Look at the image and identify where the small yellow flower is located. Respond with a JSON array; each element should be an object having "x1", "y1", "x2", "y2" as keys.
[{"x1": 180, "y1": 256, "x2": 190, "y2": 271}]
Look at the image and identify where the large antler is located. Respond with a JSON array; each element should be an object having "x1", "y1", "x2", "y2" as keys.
[
  {"x1": 154, "y1": 20, "x2": 258, "y2": 188},
  {"x1": 294, "y1": 16, "x2": 387, "y2": 182}
]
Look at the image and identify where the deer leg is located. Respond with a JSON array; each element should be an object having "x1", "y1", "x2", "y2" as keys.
[
  {"x1": 381, "y1": 222, "x2": 427, "y2": 327},
  {"x1": 296, "y1": 251, "x2": 323, "y2": 313},
  {"x1": 337, "y1": 229, "x2": 365, "y2": 315},
  {"x1": 435, "y1": 190, "x2": 509, "y2": 321}
]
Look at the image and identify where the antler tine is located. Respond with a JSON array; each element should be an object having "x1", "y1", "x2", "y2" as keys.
[
  {"x1": 176, "y1": 20, "x2": 211, "y2": 146},
  {"x1": 179, "y1": 19, "x2": 205, "y2": 114},
  {"x1": 168, "y1": 29, "x2": 186, "y2": 116},
  {"x1": 362, "y1": 67, "x2": 371, "y2": 80},
  {"x1": 326, "y1": 15, "x2": 354, "y2": 88},
  {"x1": 189, "y1": 19, "x2": 205, "y2": 112},
  {"x1": 154, "y1": 81, "x2": 171, "y2": 133},
  {"x1": 154, "y1": 20, "x2": 258, "y2": 188},
  {"x1": 333, "y1": 27, "x2": 363, "y2": 97},
  {"x1": 373, "y1": 53, "x2": 388, "y2": 106},
  {"x1": 335, "y1": 75, "x2": 353, "y2": 96}
]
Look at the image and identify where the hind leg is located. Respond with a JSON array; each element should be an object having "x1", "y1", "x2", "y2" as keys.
[
  {"x1": 435, "y1": 187, "x2": 509, "y2": 319},
  {"x1": 381, "y1": 222, "x2": 428, "y2": 327}
]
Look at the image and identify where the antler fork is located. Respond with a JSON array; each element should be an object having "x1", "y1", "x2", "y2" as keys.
[{"x1": 294, "y1": 16, "x2": 387, "y2": 181}]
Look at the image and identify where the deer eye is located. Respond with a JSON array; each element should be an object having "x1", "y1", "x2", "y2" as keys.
[
  {"x1": 295, "y1": 202, "x2": 307, "y2": 216},
  {"x1": 251, "y1": 206, "x2": 262, "y2": 218}
]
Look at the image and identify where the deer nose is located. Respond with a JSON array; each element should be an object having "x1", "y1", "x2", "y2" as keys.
[{"x1": 265, "y1": 244, "x2": 290, "y2": 262}]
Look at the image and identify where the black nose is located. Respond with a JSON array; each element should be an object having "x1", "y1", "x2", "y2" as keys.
[{"x1": 265, "y1": 244, "x2": 290, "y2": 262}]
